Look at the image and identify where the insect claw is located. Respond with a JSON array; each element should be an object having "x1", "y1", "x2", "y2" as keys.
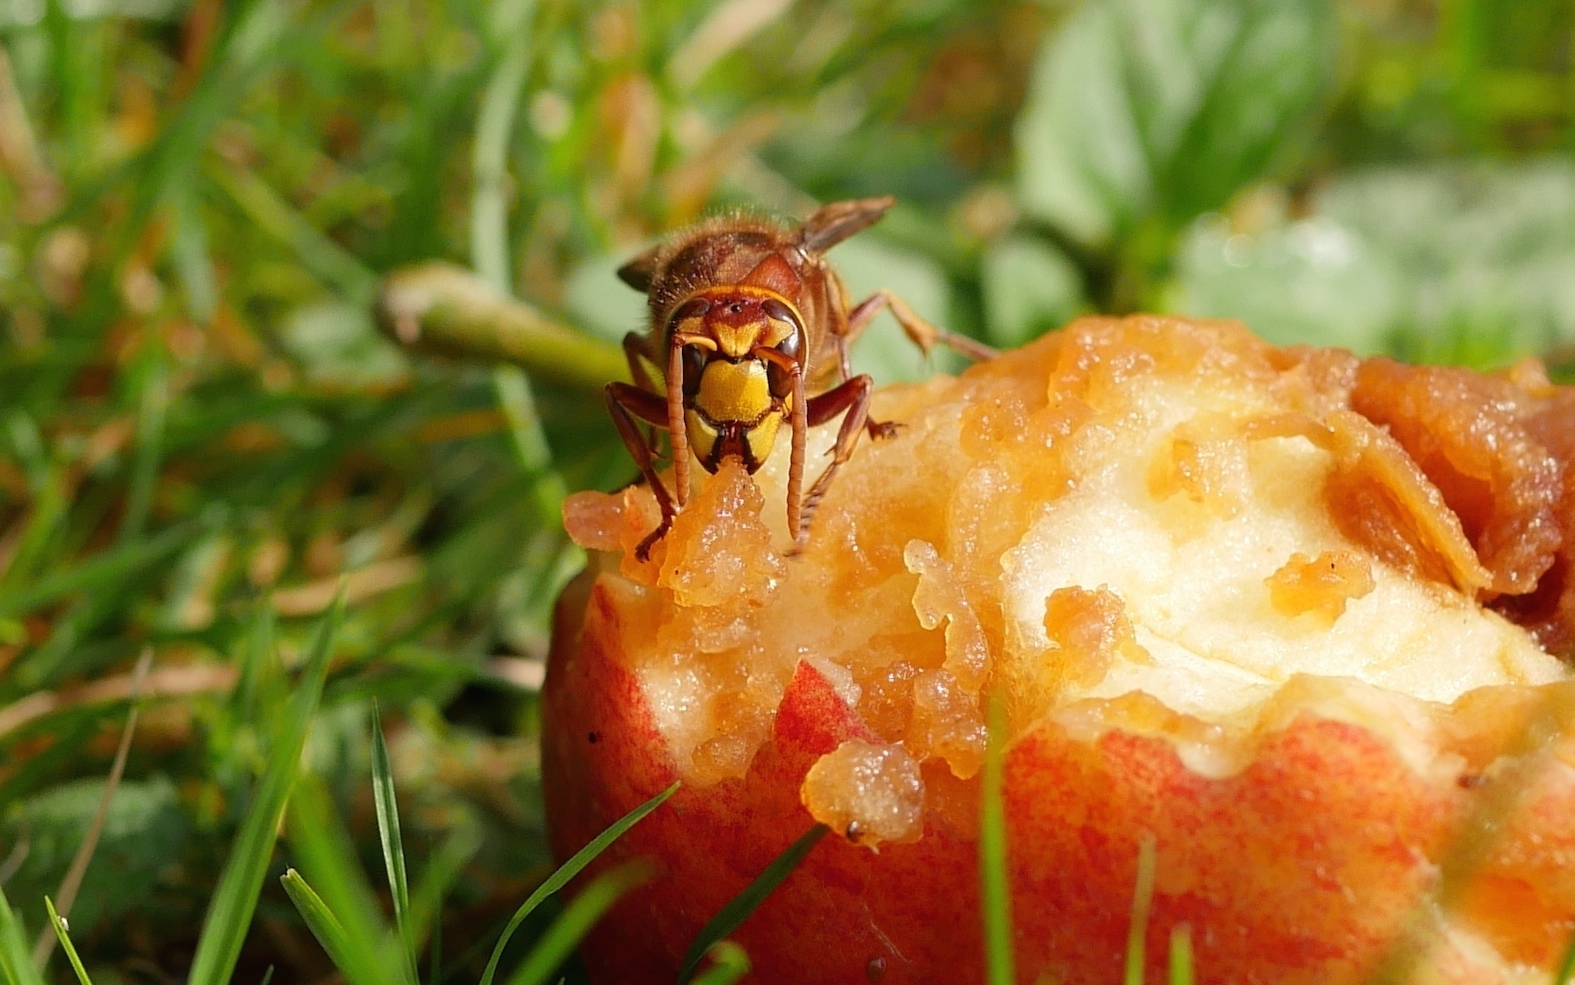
[
  {"x1": 634, "y1": 518, "x2": 672, "y2": 562},
  {"x1": 868, "y1": 420, "x2": 902, "y2": 441}
]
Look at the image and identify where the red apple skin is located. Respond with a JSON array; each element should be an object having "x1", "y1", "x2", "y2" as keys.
[{"x1": 543, "y1": 574, "x2": 1575, "y2": 985}]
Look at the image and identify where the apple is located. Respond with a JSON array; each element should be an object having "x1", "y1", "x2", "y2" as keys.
[{"x1": 544, "y1": 316, "x2": 1575, "y2": 984}]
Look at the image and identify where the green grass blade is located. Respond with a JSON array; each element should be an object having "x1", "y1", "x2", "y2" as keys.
[
  {"x1": 170, "y1": 180, "x2": 218, "y2": 322},
  {"x1": 1167, "y1": 924, "x2": 1193, "y2": 985},
  {"x1": 408, "y1": 824, "x2": 482, "y2": 952},
  {"x1": 33, "y1": 649, "x2": 150, "y2": 966},
  {"x1": 117, "y1": 358, "x2": 169, "y2": 545},
  {"x1": 675, "y1": 823, "x2": 830, "y2": 985},
  {"x1": 119, "y1": 0, "x2": 297, "y2": 243},
  {"x1": 1125, "y1": 835, "x2": 1158, "y2": 985},
  {"x1": 0, "y1": 884, "x2": 46, "y2": 985},
  {"x1": 0, "y1": 461, "x2": 67, "y2": 597},
  {"x1": 186, "y1": 593, "x2": 345, "y2": 985},
  {"x1": 43, "y1": 899, "x2": 91, "y2": 985},
  {"x1": 470, "y1": 0, "x2": 537, "y2": 294},
  {"x1": 501, "y1": 859, "x2": 654, "y2": 985},
  {"x1": 43, "y1": 0, "x2": 92, "y2": 178},
  {"x1": 0, "y1": 519, "x2": 204, "y2": 620},
  {"x1": 467, "y1": 0, "x2": 566, "y2": 532},
  {"x1": 208, "y1": 162, "x2": 378, "y2": 303},
  {"x1": 231, "y1": 600, "x2": 279, "y2": 720},
  {"x1": 493, "y1": 365, "x2": 568, "y2": 520},
  {"x1": 479, "y1": 781, "x2": 678, "y2": 985},
  {"x1": 370, "y1": 703, "x2": 418, "y2": 982},
  {"x1": 980, "y1": 691, "x2": 1015, "y2": 985},
  {"x1": 285, "y1": 777, "x2": 411, "y2": 985},
  {"x1": 1556, "y1": 924, "x2": 1575, "y2": 985},
  {"x1": 280, "y1": 869, "x2": 357, "y2": 976},
  {"x1": 427, "y1": 918, "x2": 441, "y2": 985},
  {"x1": 685, "y1": 941, "x2": 751, "y2": 985}
]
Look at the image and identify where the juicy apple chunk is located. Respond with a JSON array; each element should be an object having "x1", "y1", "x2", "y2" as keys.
[{"x1": 545, "y1": 315, "x2": 1575, "y2": 984}]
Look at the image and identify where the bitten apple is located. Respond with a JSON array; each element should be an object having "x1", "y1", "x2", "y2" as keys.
[{"x1": 545, "y1": 316, "x2": 1575, "y2": 985}]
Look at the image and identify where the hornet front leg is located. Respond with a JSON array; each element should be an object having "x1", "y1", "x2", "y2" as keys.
[
  {"x1": 794, "y1": 373, "x2": 878, "y2": 548},
  {"x1": 605, "y1": 382, "x2": 680, "y2": 562}
]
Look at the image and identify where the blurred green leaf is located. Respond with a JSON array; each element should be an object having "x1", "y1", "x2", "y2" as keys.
[
  {"x1": 564, "y1": 252, "x2": 648, "y2": 343},
  {"x1": 1318, "y1": 161, "x2": 1575, "y2": 360},
  {"x1": 1173, "y1": 161, "x2": 1575, "y2": 363},
  {"x1": 279, "y1": 301, "x2": 409, "y2": 388},
  {"x1": 109, "y1": 0, "x2": 303, "y2": 276},
  {"x1": 1016, "y1": 0, "x2": 1336, "y2": 251},
  {"x1": 981, "y1": 233, "x2": 1087, "y2": 346},
  {"x1": 0, "y1": 777, "x2": 188, "y2": 938},
  {"x1": 1171, "y1": 209, "x2": 1404, "y2": 352},
  {"x1": 118, "y1": 357, "x2": 169, "y2": 544},
  {"x1": 470, "y1": 0, "x2": 538, "y2": 294}
]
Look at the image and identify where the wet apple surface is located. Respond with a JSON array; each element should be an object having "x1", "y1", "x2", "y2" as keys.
[{"x1": 546, "y1": 315, "x2": 1575, "y2": 985}]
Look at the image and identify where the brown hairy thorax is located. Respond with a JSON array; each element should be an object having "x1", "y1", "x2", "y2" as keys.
[{"x1": 633, "y1": 217, "x2": 817, "y2": 331}]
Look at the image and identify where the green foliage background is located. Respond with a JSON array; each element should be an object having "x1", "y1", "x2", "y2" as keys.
[{"x1": 0, "y1": 0, "x2": 1571, "y2": 981}]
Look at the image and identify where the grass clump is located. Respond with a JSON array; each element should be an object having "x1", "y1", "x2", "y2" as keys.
[{"x1": 0, "y1": 0, "x2": 1572, "y2": 981}]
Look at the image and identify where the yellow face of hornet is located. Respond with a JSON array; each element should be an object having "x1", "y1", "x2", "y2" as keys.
[{"x1": 667, "y1": 285, "x2": 805, "y2": 474}]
